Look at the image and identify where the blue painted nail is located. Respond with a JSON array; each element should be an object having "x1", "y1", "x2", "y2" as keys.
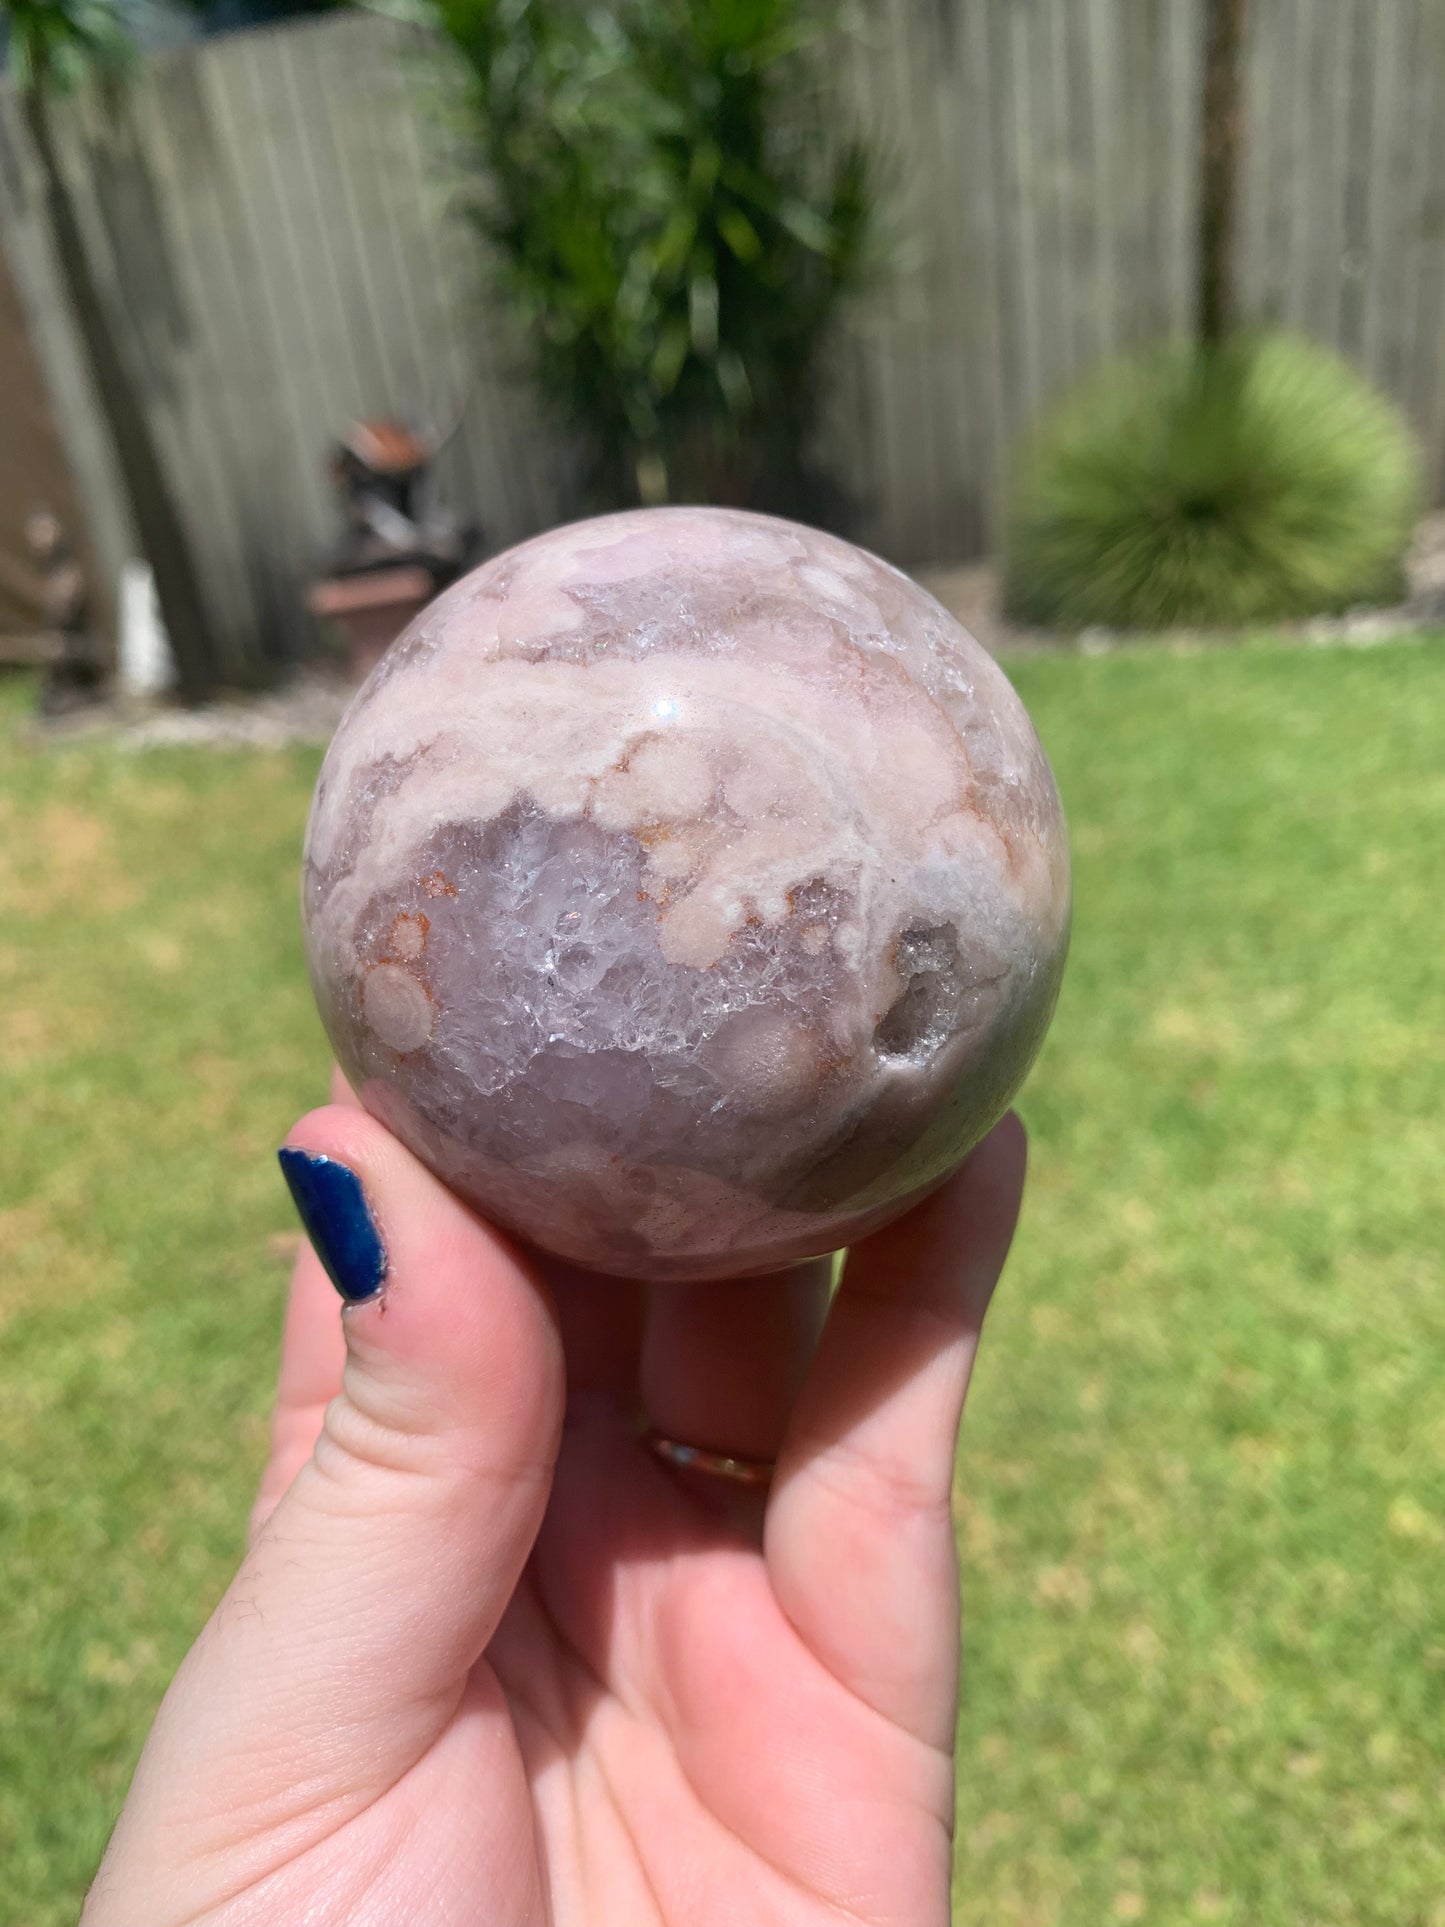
[{"x1": 277, "y1": 1149, "x2": 388, "y2": 1304}]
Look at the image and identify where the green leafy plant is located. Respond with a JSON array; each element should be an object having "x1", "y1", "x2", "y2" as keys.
[
  {"x1": 1004, "y1": 332, "x2": 1423, "y2": 632},
  {"x1": 173, "y1": 0, "x2": 351, "y2": 26},
  {"x1": 427, "y1": 0, "x2": 875, "y2": 516},
  {"x1": 2, "y1": 0, "x2": 129, "y2": 89}
]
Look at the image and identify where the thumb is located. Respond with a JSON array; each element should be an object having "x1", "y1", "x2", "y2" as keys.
[{"x1": 105, "y1": 1104, "x2": 562, "y2": 1886}]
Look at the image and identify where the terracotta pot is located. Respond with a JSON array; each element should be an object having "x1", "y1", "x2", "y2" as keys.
[{"x1": 307, "y1": 565, "x2": 434, "y2": 682}]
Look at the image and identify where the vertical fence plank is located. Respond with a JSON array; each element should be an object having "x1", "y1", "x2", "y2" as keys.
[
  {"x1": 1024, "y1": 0, "x2": 1068, "y2": 412},
  {"x1": 1337, "y1": 0, "x2": 1377, "y2": 361},
  {"x1": 1358, "y1": 0, "x2": 1403, "y2": 385},
  {"x1": 833, "y1": 0, "x2": 908, "y2": 558},
  {"x1": 1241, "y1": 0, "x2": 1286, "y2": 326},
  {"x1": 813, "y1": 10, "x2": 878, "y2": 547},
  {"x1": 1401, "y1": 0, "x2": 1445, "y2": 496},
  {"x1": 878, "y1": 0, "x2": 943, "y2": 562},
  {"x1": 329, "y1": 22, "x2": 509, "y2": 531},
  {"x1": 1057, "y1": 0, "x2": 1102, "y2": 381},
  {"x1": 0, "y1": 93, "x2": 135, "y2": 602},
  {"x1": 944, "y1": 0, "x2": 1010, "y2": 550},
  {"x1": 1409, "y1": 0, "x2": 1445, "y2": 500},
  {"x1": 112, "y1": 58, "x2": 282, "y2": 669},
  {"x1": 1163, "y1": 0, "x2": 1203, "y2": 337}
]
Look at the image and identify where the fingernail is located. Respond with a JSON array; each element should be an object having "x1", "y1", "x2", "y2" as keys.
[{"x1": 277, "y1": 1149, "x2": 388, "y2": 1304}]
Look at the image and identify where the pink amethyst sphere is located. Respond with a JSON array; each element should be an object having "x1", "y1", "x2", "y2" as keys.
[{"x1": 302, "y1": 508, "x2": 1070, "y2": 1281}]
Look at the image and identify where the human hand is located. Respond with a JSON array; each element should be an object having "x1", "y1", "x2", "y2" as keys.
[{"x1": 84, "y1": 1077, "x2": 1025, "y2": 1927}]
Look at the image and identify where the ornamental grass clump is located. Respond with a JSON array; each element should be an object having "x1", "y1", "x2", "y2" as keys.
[{"x1": 1004, "y1": 332, "x2": 1422, "y2": 632}]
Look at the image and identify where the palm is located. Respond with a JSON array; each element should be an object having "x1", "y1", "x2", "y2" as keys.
[{"x1": 488, "y1": 1412, "x2": 951, "y2": 1924}]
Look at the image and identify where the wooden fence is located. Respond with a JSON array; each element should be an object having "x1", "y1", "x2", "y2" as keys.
[
  {"x1": 1, "y1": 2, "x2": 1443, "y2": 673},
  {"x1": 0, "y1": 228, "x2": 93, "y2": 643}
]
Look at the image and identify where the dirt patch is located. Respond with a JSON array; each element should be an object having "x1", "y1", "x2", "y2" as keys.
[
  {"x1": 1, "y1": 967, "x2": 104, "y2": 1066},
  {"x1": 2, "y1": 1004, "x2": 88, "y2": 1072},
  {"x1": 38, "y1": 802, "x2": 107, "y2": 867},
  {"x1": 0, "y1": 1200, "x2": 101, "y2": 1328},
  {"x1": 0, "y1": 803, "x2": 137, "y2": 919}
]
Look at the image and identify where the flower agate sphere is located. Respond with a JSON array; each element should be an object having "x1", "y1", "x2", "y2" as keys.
[{"x1": 302, "y1": 509, "x2": 1069, "y2": 1281}]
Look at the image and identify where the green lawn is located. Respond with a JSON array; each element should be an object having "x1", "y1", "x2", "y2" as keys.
[{"x1": 2, "y1": 642, "x2": 1442, "y2": 1926}]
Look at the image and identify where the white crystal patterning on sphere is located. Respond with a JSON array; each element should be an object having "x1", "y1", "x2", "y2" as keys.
[{"x1": 302, "y1": 508, "x2": 1070, "y2": 1281}]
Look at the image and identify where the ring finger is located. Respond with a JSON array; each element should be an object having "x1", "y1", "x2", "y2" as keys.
[{"x1": 639, "y1": 1257, "x2": 835, "y2": 1475}]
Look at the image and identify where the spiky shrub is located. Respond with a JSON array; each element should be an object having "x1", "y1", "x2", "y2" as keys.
[
  {"x1": 1004, "y1": 333, "x2": 1423, "y2": 631},
  {"x1": 429, "y1": 0, "x2": 874, "y2": 516}
]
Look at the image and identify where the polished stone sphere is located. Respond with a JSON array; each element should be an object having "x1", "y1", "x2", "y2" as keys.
[{"x1": 302, "y1": 508, "x2": 1070, "y2": 1280}]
